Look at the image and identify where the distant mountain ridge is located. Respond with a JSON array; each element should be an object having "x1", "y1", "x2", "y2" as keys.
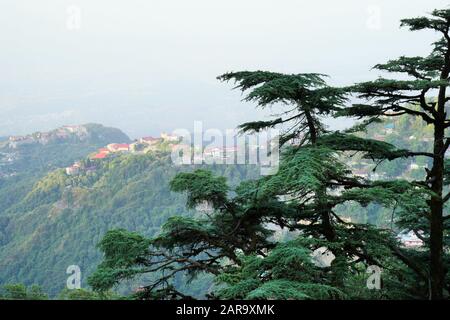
[
  {"x1": 1, "y1": 123, "x2": 130, "y2": 150},
  {"x1": 0, "y1": 124, "x2": 130, "y2": 173}
]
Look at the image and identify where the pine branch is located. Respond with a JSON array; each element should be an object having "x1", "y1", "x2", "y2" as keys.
[
  {"x1": 389, "y1": 105, "x2": 435, "y2": 124},
  {"x1": 419, "y1": 89, "x2": 438, "y2": 117},
  {"x1": 443, "y1": 191, "x2": 450, "y2": 204},
  {"x1": 443, "y1": 138, "x2": 450, "y2": 154},
  {"x1": 388, "y1": 244, "x2": 427, "y2": 282}
]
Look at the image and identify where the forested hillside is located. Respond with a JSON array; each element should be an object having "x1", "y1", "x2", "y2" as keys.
[
  {"x1": 0, "y1": 124, "x2": 130, "y2": 214},
  {"x1": 0, "y1": 148, "x2": 259, "y2": 296}
]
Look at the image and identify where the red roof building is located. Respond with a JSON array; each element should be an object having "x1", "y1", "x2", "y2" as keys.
[
  {"x1": 107, "y1": 143, "x2": 130, "y2": 152},
  {"x1": 92, "y1": 153, "x2": 108, "y2": 159}
]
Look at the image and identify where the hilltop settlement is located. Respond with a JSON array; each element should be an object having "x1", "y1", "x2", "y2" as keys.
[{"x1": 65, "y1": 132, "x2": 180, "y2": 175}]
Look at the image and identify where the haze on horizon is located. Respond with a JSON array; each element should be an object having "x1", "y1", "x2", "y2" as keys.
[{"x1": 1, "y1": 0, "x2": 448, "y2": 139}]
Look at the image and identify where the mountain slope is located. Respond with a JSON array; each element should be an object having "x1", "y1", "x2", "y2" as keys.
[
  {"x1": 0, "y1": 150, "x2": 259, "y2": 296},
  {"x1": 0, "y1": 124, "x2": 130, "y2": 214}
]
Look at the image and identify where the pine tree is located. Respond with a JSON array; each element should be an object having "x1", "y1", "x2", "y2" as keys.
[
  {"x1": 214, "y1": 72, "x2": 426, "y2": 297},
  {"x1": 89, "y1": 72, "x2": 419, "y2": 299},
  {"x1": 339, "y1": 9, "x2": 450, "y2": 299},
  {"x1": 88, "y1": 9, "x2": 449, "y2": 300}
]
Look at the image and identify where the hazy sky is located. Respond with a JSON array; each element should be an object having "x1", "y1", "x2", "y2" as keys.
[{"x1": 1, "y1": 0, "x2": 449, "y2": 138}]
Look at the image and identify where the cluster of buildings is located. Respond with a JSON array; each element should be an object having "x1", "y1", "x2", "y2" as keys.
[
  {"x1": 65, "y1": 161, "x2": 96, "y2": 176},
  {"x1": 8, "y1": 125, "x2": 88, "y2": 149},
  {"x1": 65, "y1": 133, "x2": 268, "y2": 176},
  {"x1": 8, "y1": 136, "x2": 36, "y2": 149},
  {"x1": 88, "y1": 132, "x2": 179, "y2": 160},
  {"x1": 65, "y1": 132, "x2": 180, "y2": 175},
  {"x1": 86, "y1": 135, "x2": 247, "y2": 167}
]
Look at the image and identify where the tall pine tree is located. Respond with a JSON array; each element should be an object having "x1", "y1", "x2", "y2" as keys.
[
  {"x1": 340, "y1": 9, "x2": 450, "y2": 299},
  {"x1": 89, "y1": 72, "x2": 420, "y2": 299},
  {"x1": 88, "y1": 8, "x2": 448, "y2": 300}
]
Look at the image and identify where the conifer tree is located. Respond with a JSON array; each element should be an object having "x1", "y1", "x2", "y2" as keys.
[
  {"x1": 339, "y1": 9, "x2": 450, "y2": 299},
  {"x1": 88, "y1": 9, "x2": 449, "y2": 300},
  {"x1": 89, "y1": 72, "x2": 419, "y2": 299}
]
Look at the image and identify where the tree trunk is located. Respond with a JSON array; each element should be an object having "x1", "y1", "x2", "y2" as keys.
[
  {"x1": 428, "y1": 34, "x2": 450, "y2": 298},
  {"x1": 429, "y1": 123, "x2": 444, "y2": 299},
  {"x1": 429, "y1": 71, "x2": 447, "y2": 298}
]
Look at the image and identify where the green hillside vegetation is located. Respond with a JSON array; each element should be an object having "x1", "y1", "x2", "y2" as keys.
[
  {"x1": 0, "y1": 283, "x2": 48, "y2": 300},
  {"x1": 0, "y1": 150, "x2": 259, "y2": 297},
  {"x1": 0, "y1": 111, "x2": 445, "y2": 299},
  {"x1": 0, "y1": 124, "x2": 130, "y2": 214}
]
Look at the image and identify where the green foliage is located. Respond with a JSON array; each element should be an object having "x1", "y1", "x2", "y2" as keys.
[
  {"x1": 218, "y1": 71, "x2": 347, "y2": 145},
  {"x1": 342, "y1": 6, "x2": 450, "y2": 299},
  {"x1": 339, "y1": 180, "x2": 429, "y2": 207},
  {"x1": 374, "y1": 56, "x2": 441, "y2": 79},
  {"x1": 0, "y1": 283, "x2": 48, "y2": 300},
  {"x1": 351, "y1": 79, "x2": 447, "y2": 99},
  {"x1": 89, "y1": 67, "x2": 424, "y2": 300},
  {"x1": 317, "y1": 133, "x2": 410, "y2": 161},
  {"x1": 0, "y1": 150, "x2": 259, "y2": 297},
  {"x1": 58, "y1": 288, "x2": 119, "y2": 300},
  {"x1": 0, "y1": 124, "x2": 129, "y2": 214},
  {"x1": 215, "y1": 240, "x2": 346, "y2": 300},
  {"x1": 0, "y1": 283, "x2": 118, "y2": 300},
  {"x1": 258, "y1": 146, "x2": 348, "y2": 195},
  {"x1": 98, "y1": 229, "x2": 152, "y2": 268},
  {"x1": 400, "y1": 9, "x2": 450, "y2": 32},
  {"x1": 246, "y1": 281, "x2": 332, "y2": 300},
  {"x1": 170, "y1": 170, "x2": 229, "y2": 209}
]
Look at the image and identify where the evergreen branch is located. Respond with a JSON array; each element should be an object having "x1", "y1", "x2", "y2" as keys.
[
  {"x1": 405, "y1": 151, "x2": 437, "y2": 158},
  {"x1": 443, "y1": 192, "x2": 450, "y2": 204},
  {"x1": 443, "y1": 138, "x2": 450, "y2": 154},
  {"x1": 388, "y1": 244, "x2": 428, "y2": 282},
  {"x1": 388, "y1": 105, "x2": 435, "y2": 124},
  {"x1": 412, "y1": 229, "x2": 427, "y2": 242},
  {"x1": 419, "y1": 89, "x2": 438, "y2": 117}
]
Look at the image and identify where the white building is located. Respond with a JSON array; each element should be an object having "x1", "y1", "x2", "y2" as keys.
[
  {"x1": 139, "y1": 136, "x2": 160, "y2": 145},
  {"x1": 65, "y1": 162, "x2": 81, "y2": 176},
  {"x1": 161, "y1": 132, "x2": 179, "y2": 142}
]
